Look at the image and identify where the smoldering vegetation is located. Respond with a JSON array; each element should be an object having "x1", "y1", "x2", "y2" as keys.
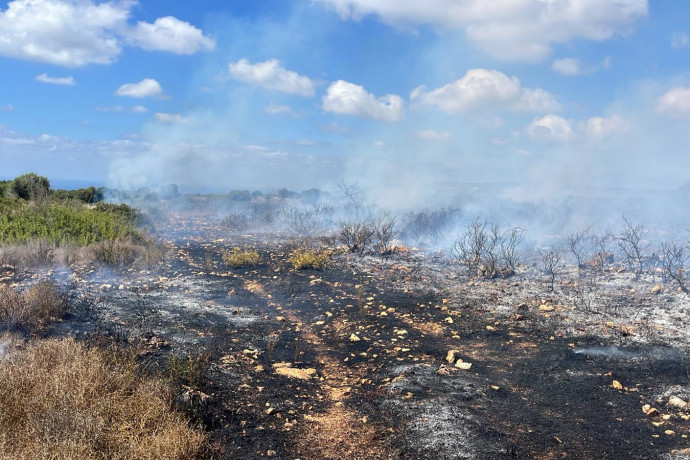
[{"x1": 102, "y1": 180, "x2": 690, "y2": 291}]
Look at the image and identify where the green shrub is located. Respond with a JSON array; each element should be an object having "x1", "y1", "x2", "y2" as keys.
[
  {"x1": 289, "y1": 248, "x2": 330, "y2": 270},
  {"x1": 223, "y1": 247, "x2": 260, "y2": 268},
  {"x1": 53, "y1": 186, "x2": 105, "y2": 203},
  {"x1": 0, "y1": 199, "x2": 142, "y2": 246},
  {"x1": 12, "y1": 173, "x2": 50, "y2": 201}
]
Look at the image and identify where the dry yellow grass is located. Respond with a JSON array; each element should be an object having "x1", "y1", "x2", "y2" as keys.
[
  {"x1": 223, "y1": 247, "x2": 260, "y2": 268},
  {"x1": 0, "y1": 338, "x2": 206, "y2": 460},
  {"x1": 288, "y1": 248, "x2": 330, "y2": 270},
  {"x1": 0, "y1": 280, "x2": 67, "y2": 331}
]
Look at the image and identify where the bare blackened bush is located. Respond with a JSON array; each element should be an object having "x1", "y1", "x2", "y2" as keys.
[
  {"x1": 566, "y1": 226, "x2": 592, "y2": 269},
  {"x1": 337, "y1": 180, "x2": 366, "y2": 218},
  {"x1": 249, "y1": 198, "x2": 281, "y2": 224},
  {"x1": 221, "y1": 212, "x2": 249, "y2": 232},
  {"x1": 280, "y1": 202, "x2": 333, "y2": 235},
  {"x1": 660, "y1": 241, "x2": 689, "y2": 292},
  {"x1": 281, "y1": 205, "x2": 315, "y2": 235},
  {"x1": 617, "y1": 216, "x2": 649, "y2": 278},
  {"x1": 401, "y1": 207, "x2": 458, "y2": 242},
  {"x1": 372, "y1": 213, "x2": 397, "y2": 254},
  {"x1": 339, "y1": 221, "x2": 375, "y2": 254},
  {"x1": 500, "y1": 226, "x2": 524, "y2": 270},
  {"x1": 587, "y1": 232, "x2": 614, "y2": 273},
  {"x1": 453, "y1": 217, "x2": 487, "y2": 276},
  {"x1": 538, "y1": 247, "x2": 561, "y2": 291},
  {"x1": 452, "y1": 217, "x2": 522, "y2": 278}
]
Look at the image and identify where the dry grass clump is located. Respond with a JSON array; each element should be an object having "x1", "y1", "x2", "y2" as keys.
[
  {"x1": 90, "y1": 239, "x2": 166, "y2": 268},
  {"x1": 288, "y1": 248, "x2": 330, "y2": 270},
  {"x1": 0, "y1": 280, "x2": 67, "y2": 332},
  {"x1": 223, "y1": 247, "x2": 261, "y2": 268},
  {"x1": 0, "y1": 338, "x2": 206, "y2": 459},
  {"x1": 0, "y1": 239, "x2": 166, "y2": 270}
]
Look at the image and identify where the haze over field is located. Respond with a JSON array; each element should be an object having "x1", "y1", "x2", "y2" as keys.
[{"x1": 1, "y1": 0, "x2": 689, "y2": 209}]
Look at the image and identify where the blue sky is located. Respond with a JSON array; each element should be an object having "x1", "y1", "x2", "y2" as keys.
[{"x1": 0, "y1": 0, "x2": 689, "y2": 203}]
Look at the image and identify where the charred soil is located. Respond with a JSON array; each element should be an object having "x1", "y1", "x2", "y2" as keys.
[{"x1": 3, "y1": 221, "x2": 690, "y2": 459}]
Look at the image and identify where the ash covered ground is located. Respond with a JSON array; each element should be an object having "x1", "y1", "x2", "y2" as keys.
[{"x1": 3, "y1": 200, "x2": 690, "y2": 460}]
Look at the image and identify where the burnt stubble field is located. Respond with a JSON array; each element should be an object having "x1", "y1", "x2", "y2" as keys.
[{"x1": 3, "y1": 202, "x2": 690, "y2": 460}]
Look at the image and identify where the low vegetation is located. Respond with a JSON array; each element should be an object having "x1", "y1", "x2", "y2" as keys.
[
  {"x1": 0, "y1": 174, "x2": 162, "y2": 269},
  {"x1": 289, "y1": 248, "x2": 330, "y2": 270},
  {"x1": 0, "y1": 337, "x2": 206, "y2": 459},
  {"x1": 223, "y1": 247, "x2": 261, "y2": 268},
  {"x1": 0, "y1": 280, "x2": 68, "y2": 332}
]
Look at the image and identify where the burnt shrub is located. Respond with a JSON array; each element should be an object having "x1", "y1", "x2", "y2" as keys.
[
  {"x1": 400, "y1": 207, "x2": 458, "y2": 243},
  {"x1": 339, "y1": 221, "x2": 375, "y2": 254}
]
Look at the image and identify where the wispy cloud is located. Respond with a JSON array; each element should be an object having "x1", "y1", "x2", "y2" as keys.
[
  {"x1": 323, "y1": 80, "x2": 404, "y2": 121},
  {"x1": 35, "y1": 73, "x2": 75, "y2": 86}
]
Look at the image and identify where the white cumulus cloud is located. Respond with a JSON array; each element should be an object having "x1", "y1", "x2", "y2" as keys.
[
  {"x1": 411, "y1": 68, "x2": 559, "y2": 114},
  {"x1": 527, "y1": 114, "x2": 575, "y2": 142},
  {"x1": 35, "y1": 73, "x2": 75, "y2": 85},
  {"x1": 657, "y1": 87, "x2": 690, "y2": 119},
  {"x1": 116, "y1": 79, "x2": 163, "y2": 98},
  {"x1": 317, "y1": 0, "x2": 648, "y2": 62},
  {"x1": 0, "y1": 0, "x2": 214, "y2": 67},
  {"x1": 228, "y1": 59, "x2": 315, "y2": 97},
  {"x1": 323, "y1": 80, "x2": 404, "y2": 122},
  {"x1": 127, "y1": 16, "x2": 215, "y2": 54}
]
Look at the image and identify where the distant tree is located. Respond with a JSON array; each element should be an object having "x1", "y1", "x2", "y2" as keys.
[{"x1": 12, "y1": 173, "x2": 50, "y2": 201}]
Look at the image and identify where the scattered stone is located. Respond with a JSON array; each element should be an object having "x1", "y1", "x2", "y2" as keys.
[
  {"x1": 651, "y1": 285, "x2": 662, "y2": 295},
  {"x1": 455, "y1": 359, "x2": 472, "y2": 370},
  {"x1": 612, "y1": 380, "x2": 623, "y2": 390},
  {"x1": 665, "y1": 430, "x2": 676, "y2": 436},
  {"x1": 444, "y1": 316, "x2": 454, "y2": 324},
  {"x1": 668, "y1": 396, "x2": 688, "y2": 410},
  {"x1": 642, "y1": 404, "x2": 659, "y2": 417},
  {"x1": 349, "y1": 333, "x2": 361, "y2": 342},
  {"x1": 539, "y1": 304, "x2": 554, "y2": 312},
  {"x1": 267, "y1": 450, "x2": 277, "y2": 457},
  {"x1": 272, "y1": 362, "x2": 316, "y2": 380},
  {"x1": 276, "y1": 316, "x2": 285, "y2": 322},
  {"x1": 446, "y1": 349, "x2": 460, "y2": 364}
]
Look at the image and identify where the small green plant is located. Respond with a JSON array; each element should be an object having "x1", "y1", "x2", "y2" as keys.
[
  {"x1": 223, "y1": 247, "x2": 260, "y2": 268},
  {"x1": 164, "y1": 352, "x2": 208, "y2": 388},
  {"x1": 289, "y1": 248, "x2": 330, "y2": 270}
]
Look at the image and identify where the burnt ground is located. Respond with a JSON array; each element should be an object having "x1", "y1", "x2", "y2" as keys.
[{"x1": 3, "y1": 222, "x2": 690, "y2": 459}]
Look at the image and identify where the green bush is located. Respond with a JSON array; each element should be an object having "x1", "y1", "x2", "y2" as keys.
[
  {"x1": 0, "y1": 199, "x2": 142, "y2": 246},
  {"x1": 52, "y1": 186, "x2": 104, "y2": 203},
  {"x1": 12, "y1": 173, "x2": 50, "y2": 201}
]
